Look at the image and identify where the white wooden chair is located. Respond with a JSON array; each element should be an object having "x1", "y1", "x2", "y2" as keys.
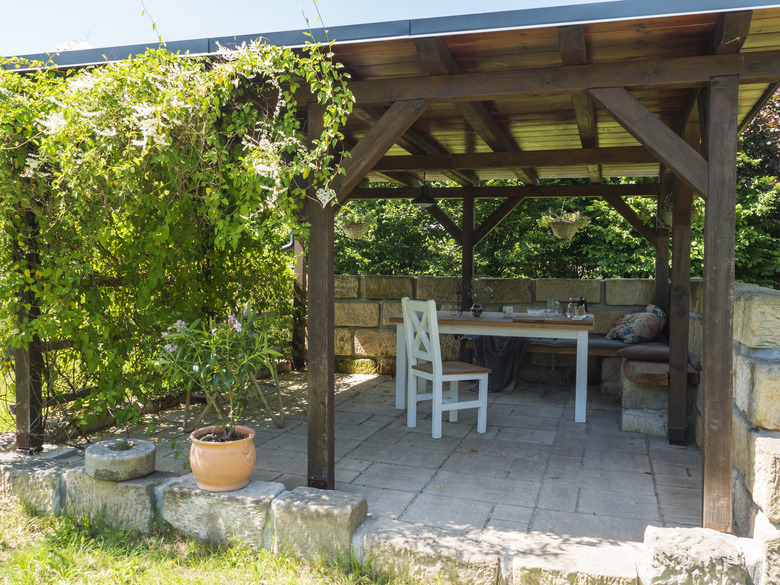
[{"x1": 401, "y1": 297, "x2": 490, "y2": 438}]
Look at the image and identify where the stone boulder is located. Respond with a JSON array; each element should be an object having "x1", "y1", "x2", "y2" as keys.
[{"x1": 638, "y1": 526, "x2": 748, "y2": 585}]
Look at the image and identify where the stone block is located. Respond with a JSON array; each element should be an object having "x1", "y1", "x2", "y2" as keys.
[
  {"x1": 732, "y1": 405, "x2": 756, "y2": 484},
  {"x1": 64, "y1": 467, "x2": 174, "y2": 533},
  {"x1": 336, "y1": 358, "x2": 377, "y2": 375},
  {"x1": 621, "y1": 374, "x2": 668, "y2": 410},
  {"x1": 638, "y1": 526, "x2": 749, "y2": 585},
  {"x1": 335, "y1": 276, "x2": 360, "y2": 299},
  {"x1": 355, "y1": 330, "x2": 397, "y2": 357},
  {"x1": 735, "y1": 355, "x2": 780, "y2": 431},
  {"x1": 378, "y1": 358, "x2": 396, "y2": 375},
  {"x1": 474, "y1": 278, "x2": 532, "y2": 303},
  {"x1": 535, "y1": 279, "x2": 601, "y2": 304},
  {"x1": 605, "y1": 278, "x2": 654, "y2": 306},
  {"x1": 360, "y1": 517, "x2": 500, "y2": 585},
  {"x1": 364, "y1": 276, "x2": 413, "y2": 300},
  {"x1": 689, "y1": 277, "x2": 703, "y2": 314},
  {"x1": 84, "y1": 438, "x2": 156, "y2": 481},
  {"x1": 602, "y1": 357, "x2": 622, "y2": 382},
  {"x1": 0, "y1": 454, "x2": 69, "y2": 515},
  {"x1": 733, "y1": 467, "x2": 757, "y2": 538},
  {"x1": 381, "y1": 301, "x2": 403, "y2": 326},
  {"x1": 440, "y1": 334, "x2": 461, "y2": 361},
  {"x1": 734, "y1": 284, "x2": 780, "y2": 350},
  {"x1": 591, "y1": 309, "x2": 625, "y2": 334},
  {"x1": 335, "y1": 303, "x2": 379, "y2": 327},
  {"x1": 334, "y1": 328, "x2": 353, "y2": 356},
  {"x1": 600, "y1": 380, "x2": 622, "y2": 398},
  {"x1": 271, "y1": 486, "x2": 367, "y2": 563},
  {"x1": 753, "y1": 513, "x2": 780, "y2": 585},
  {"x1": 416, "y1": 276, "x2": 459, "y2": 301},
  {"x1": 162, "y1": 475, "x2": 284, "y2": 549},
  {"x1": 621, "y1": 409, "x2": 666, "y2": 437},
  {"x1": 753, "y1": 434, "x2": 780, "y2": 524}
]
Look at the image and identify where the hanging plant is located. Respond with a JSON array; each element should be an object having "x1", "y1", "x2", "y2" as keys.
[
  {"x1": 338, "y1": 204, "x2": 376, "y2": 239},
  {"x1": 537, "y1": 204, "x2": 590, "y2": 239}
]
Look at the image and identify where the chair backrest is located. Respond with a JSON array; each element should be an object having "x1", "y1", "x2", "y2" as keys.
[{"x1": 401, "y1": 297, "x2": 442, "y2": 375}]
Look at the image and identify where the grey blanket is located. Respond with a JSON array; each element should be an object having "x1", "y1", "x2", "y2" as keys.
[{"x1": 473, "y1": 335, "x2": 529, "y2": 392}]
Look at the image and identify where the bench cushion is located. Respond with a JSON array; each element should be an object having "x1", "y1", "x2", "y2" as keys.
[{"x1": 615, "y1": 345, "x2": 670, "y2": 362}]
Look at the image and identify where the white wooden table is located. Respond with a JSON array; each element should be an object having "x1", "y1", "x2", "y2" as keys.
[{"x1": 391, "y1": 311, "x2": 594, "y2": 423}]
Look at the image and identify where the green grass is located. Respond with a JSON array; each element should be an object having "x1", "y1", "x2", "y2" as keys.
[{"x1": 0, "y1": 495, "x2": 425, "y2": 585}]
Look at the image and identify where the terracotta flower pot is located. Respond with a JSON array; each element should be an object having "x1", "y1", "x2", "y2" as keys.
[{"x1": 189, "y1": 425, "x2": 256, "y2": 492}]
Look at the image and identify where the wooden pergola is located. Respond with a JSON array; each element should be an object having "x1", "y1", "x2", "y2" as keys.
[
  {"x1": 297, "y1": 2, "x2": 780, "y2": 533},
  {"x1": 12, "y1": 0, "x2": 780, "y2": 535}
]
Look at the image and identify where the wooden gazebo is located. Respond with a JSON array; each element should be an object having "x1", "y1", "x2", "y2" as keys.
[
  {"x1": 14, "y1": 0, "x2": 780, "y2": 533},
  {"x1": 296, "y1": 1, "x2": 780, "y2": 533}
]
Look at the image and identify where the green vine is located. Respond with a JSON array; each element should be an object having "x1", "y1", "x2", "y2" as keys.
[{"x1": 0, "y1": 41, "x2": 353, "y2": 431}]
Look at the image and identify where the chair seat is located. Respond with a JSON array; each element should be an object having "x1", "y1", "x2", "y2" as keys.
[{"x1": 412, "y1": 360, "x2": 491, "y2": 376}]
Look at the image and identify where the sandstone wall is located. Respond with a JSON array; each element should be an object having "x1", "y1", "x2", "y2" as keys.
[
  {"x1": 731, "y1": 284, "x2": 780, "y2": 547},
  {"x1": 334, "y1": 276, "x2": 659, "y2": 378}
]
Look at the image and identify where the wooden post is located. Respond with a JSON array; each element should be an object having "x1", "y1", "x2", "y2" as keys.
[
  {"x1": 306, "y1": 103, "x2": 335, "y2": 490},
  {"x1": 654, "y1": 178, "x2": 671, "y2": 312},
  {"x1": 292, "y1": 237, "x2": 306, "y2": 371},
  {"x1": 668, "y1": 176, "x2": 694, "y2": 445},
  {"x1": 15, "y1": 208, "x2": 44, "y2": 454},
  {"x1": 461, "y1": 190, "x2": 475, "y2": 312},
  {"x1": 701, "y1": 75, "x2": 738, "y2": 532}
]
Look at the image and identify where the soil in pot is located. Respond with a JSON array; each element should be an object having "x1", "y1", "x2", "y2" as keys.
[{"x1": 189, "y1": 425, "x2": 256, "y2": 492}]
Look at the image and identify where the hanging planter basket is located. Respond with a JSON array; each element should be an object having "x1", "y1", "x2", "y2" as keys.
[
  {"x1": 340, "y1": 222, "x2": 371, "y2": 240},
  {"x1": 550, "y1": 220, "x2": 579, "y2": 239}
]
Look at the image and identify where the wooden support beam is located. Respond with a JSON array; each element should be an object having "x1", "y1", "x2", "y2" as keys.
[
  {"x1": 426, "y1": 205, "x2": 462, "y2": 244},
  {"x1": 603, "y1": 195, "x2": 658, "y2": 246},
  {"x1": 352, "y1": 106, "x2": 477, "y2": 187},
  {"x1": 306, "y1": 103, "x2": 335, "y2": 490},
  {"x1": 558, "y1": 24, "x2": 600, "y2": 184},
  {"x1": 349, "y1": 183, "x2": 662, "y2": 200},
  {"x1": 461, "y1": 192, "x2": 475, "y2": 313},
  {"x1": 14, "y1": 207, "x2": 43, "y2": 454},
  {"x1": 701, "y1": 75, "x2": 739, "y2": 533},
  {"x1": 333, "y1": 99, "x2": 430, "y2": 202},
  {"x1": 589, "y1": 87, "x2": 709, "y2": 197},
  {"x1": 372, "y1": 146, "x2": 655, "y2": 172},
  {"x1": 710, "y1": 11, "x2": 752, "y2": 55},
  {"x1": 654, "y1": 180, "x2": 670, "y2": 312},
  {"x1": 738, "y1": 82, "x2": 780, "y2": 133},
  {"x1": 343, "y1": 50, "x2": 780, "y2": 105},
  {"x1": 668, "y1": 176, "x2": 694, "y2": 445},
  {"x1": 474, "y1": 197, "x2": 525, "y2": 246},
  {"x1": 415, "y1": 38, "x2": 537, "y2": 185}
]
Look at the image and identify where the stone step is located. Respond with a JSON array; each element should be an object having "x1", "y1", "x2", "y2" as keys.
[{"x1": 621, "y1": 408, "x2": 667, "y2": 437}]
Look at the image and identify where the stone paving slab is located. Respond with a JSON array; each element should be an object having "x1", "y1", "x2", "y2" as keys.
[{"x1": 63, "y1": 372, "x2": 705, "y2": 581}]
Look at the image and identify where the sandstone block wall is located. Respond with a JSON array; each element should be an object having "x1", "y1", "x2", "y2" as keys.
[
  {"x1": 334, "y1": 276, "x2": 662, "y2": 378},
  {"x1": 731, "y1": 284, "x2": 780, "y2": 546}
]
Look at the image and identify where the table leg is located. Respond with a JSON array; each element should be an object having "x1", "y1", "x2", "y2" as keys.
[
  {"x1": 575, "y1": 329, "x2": 587, "y2": 423},
  {"x1": 395, "y1": 322, "x2": 406, "y2": 409}
]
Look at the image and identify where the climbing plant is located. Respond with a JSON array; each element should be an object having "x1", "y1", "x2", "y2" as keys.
[{"x1": 0, "y1": 41, "x2": 353, "y2": 431}]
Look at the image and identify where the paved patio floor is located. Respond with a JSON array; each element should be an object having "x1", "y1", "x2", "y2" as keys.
[{"x1": 132, "y1": 372, "x2": 702, "y2": 549}]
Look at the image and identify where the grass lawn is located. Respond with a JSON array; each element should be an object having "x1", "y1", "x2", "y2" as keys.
[{"x1": 0, "y1": 495, "x2": 423, "y2": 585}]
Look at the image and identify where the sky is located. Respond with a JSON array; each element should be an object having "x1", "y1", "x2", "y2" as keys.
[{"x1": 0, "y1": 0, "x2": 611, "y2": 57}]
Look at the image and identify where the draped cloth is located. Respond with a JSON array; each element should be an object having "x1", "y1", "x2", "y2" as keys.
[{"x1": 472, "y1": 335, "x2": 529, "y2": 392}]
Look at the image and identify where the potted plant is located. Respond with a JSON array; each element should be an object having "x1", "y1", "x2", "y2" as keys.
[
  {"x1": 155, "y1": 306, "x2": 281, "y2": 492},
  {"x1": 537, "y1": 209, "x2": 590, "y2": 239},
  {"x1": 337, "y1": 204, "x2": 375, "y2": 239}
]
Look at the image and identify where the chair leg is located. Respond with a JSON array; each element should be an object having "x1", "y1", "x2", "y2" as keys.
[
  {"x1": 407, "y1": 372, "x2": 418, "y2": 429},
  {"x1": 448, "y1": 380, "x2": 458, "y2": 423},
  {"x1": 477, "y1": 376, "x2": 488, "y2": 433},
  {"x1": 432, "y1": 379, "x2": 443, "y2": 439}
]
